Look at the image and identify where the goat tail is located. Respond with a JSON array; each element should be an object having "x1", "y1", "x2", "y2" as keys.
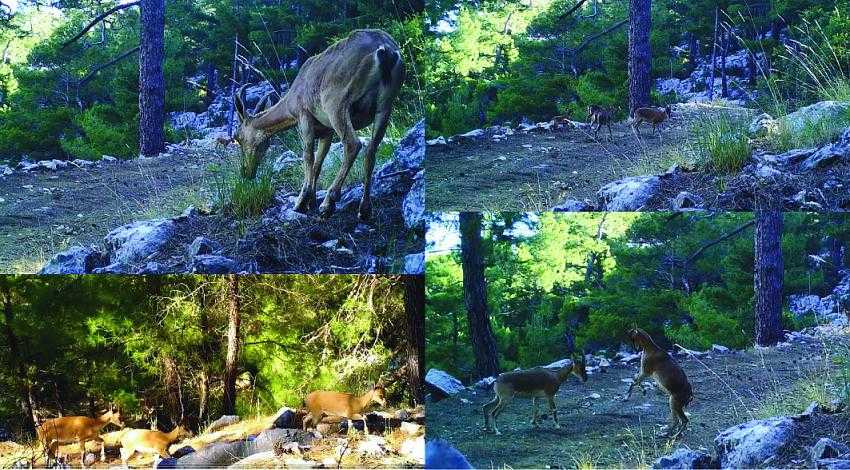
[{"x1": 377, "y1": 45, "x2": 400, "y2": 85}]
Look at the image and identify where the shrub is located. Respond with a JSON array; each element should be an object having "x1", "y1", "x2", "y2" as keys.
[
  {"x1": 60, "y1": 104, "x2": 138, "y2": 160},
  {"x1": 665, "y1": 291, "x2": 750, "y2": 350}
]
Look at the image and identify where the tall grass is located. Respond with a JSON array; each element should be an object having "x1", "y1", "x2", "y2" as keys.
[
  {"x1": 211, "y1": 163, "x2": 276, "y2": 219},
  {"x1": 691, "y1": 113, "x2": 751, "y2": 173}
]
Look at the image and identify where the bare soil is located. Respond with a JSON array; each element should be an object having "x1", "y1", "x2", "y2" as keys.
[{"x1": 425, "y1": 333, "x2": 850, "y2": 469}]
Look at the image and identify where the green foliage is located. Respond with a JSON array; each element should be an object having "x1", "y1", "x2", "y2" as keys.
[
  {"x1": 426, "y1": 213, "x2": 848, "y2": 380},
  {"x1": 691, "y1": 113, "x2": 751, "y2": 173},
  {"x1": 60, "y1": 104, "x2": 138, "y2": 159},
  {"x1": 0, "y1": 275, "x2": 410, "y2": 436}
]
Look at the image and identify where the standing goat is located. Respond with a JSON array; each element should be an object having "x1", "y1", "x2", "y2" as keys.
[
  {"x1": 37, "y1": 408, "x2": 124, "y2": 467},
  {"x1": 233, "y1": 29, "x2": 404, "y2": 221},
  {"x1": 119, "y1": 423, "x2": 192, "y2": 467},
  {"x1": 587, "y1": 105, "x2": 615, "y2": 141},
  {"x1": 622, "y1": 328, "x2": 693, "y2": 438},
  {"x1": 632, "y1": 105, "x2": 672, "y2": 137},
  {"x1": 302, "y1": 385, "x2": 387, "y2": 434}
]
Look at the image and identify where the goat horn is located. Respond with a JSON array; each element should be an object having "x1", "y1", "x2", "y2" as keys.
[
  {"x1": 235, "y1": 84, "x2": 248, "y2": 121},
  {"x1": 252, "y1": 90, "x2": 276, "y2": 116}
]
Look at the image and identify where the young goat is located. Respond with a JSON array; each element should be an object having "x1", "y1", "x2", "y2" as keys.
[
  {"x1": 622, "y1": 328, "x2": 693, "y2": 438},
  {"x1": 483, "y1": 354, "x2": 587, "y2": 435},
  {"x1": 302, "y1": 385, "x2": 387, "y2": 434},
  {"x1": 37, "y1": 408, "x2": 124, "y2": 467},
  {"x1": 118, "y1": 423, "x2": 192, "y2": 467},
  {"x1": 587, "y1": 105, "x2": 615, "y2": 141},
  {"x1": 632, "y1": 105, "x2": 672, "y2": 137}
]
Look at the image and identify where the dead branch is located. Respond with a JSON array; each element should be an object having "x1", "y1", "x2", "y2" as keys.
[
  {"x1": 62, "y1": 1, "x2": 140, "y2": 49},
  {"x1": 78, "y1": 45, "x2": 140, "y2": 86},
  {"x1": 685, "y1": 219, "x2": 755, "y2": 265}
]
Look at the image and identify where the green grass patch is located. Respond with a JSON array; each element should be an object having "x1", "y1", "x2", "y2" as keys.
[
  {"x1": 211, "y1": 163, "x2": 277, "y2": 219},
  {"x1": 691, "y1": 114, "x2": 752, "y2": 174}
]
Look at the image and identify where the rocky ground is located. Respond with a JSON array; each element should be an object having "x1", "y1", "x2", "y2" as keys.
[
  {"x1": 426, "y1": 327, "x2": 850, "y2": 468},
  {"x1": 0, "y1": 121, "x2": 424, "y2": 275},
  {"x1": 0, "y1": 407, "x2": 425, "y2": 468},
  {"x1": 426, "y1": 100, "x2": 850, "y2": 213}
]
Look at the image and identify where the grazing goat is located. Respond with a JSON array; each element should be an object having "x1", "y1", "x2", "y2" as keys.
[
  {"x1": 37, "y1": 408, "x2": 124, "y2": 467},
  {"x1": 233, "y1": 29, "x2": 404, "y2": 221},
  {"x1": 632, "y1": 105, "x2": 672, "y2": 137},
  {"x1": 622, "y1": 328, "x2": 693, "y2": 438},
  {"x1": 483, "y1": 354, "x2": 587, "y2": 435},
  {"x1": 214, "y1": 135, "x2": 233, "y2": 149},
  {"x1": 118, "y1": 424, "x2": 192, "y2": 467},
  {"x1": 302, "y1": 385, "x2": 387, "y2": 434},
  {"x1": 587, "y1": 105, "x2": 615, "y2": 141}
]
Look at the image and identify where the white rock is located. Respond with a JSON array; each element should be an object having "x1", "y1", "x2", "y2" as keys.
[
  {"x1": 598, "y1": 176, "x2": 660, "y2": 211},
  {"x1": 425, "y1": 369, "x2": 465, "y2": 396},
  {"x1": 714, "y1": 417, "x2": 797, "y2": 468}
]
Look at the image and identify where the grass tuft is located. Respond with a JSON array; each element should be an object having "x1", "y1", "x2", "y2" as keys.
[
  {"x1": 691, "y1": 114, "x2": 751, "y2": 174},
  {"x1": 211, "y1": 163, "x2": 277, "y2": 219}
]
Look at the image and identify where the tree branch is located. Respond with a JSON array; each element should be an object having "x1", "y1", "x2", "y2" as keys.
[
  {"x1": 572, "y1": 18, "x2": 628, "y2": 55},
  {"x1": 685, "y1": 219, "x2": 755, "y2": 265},
  {"x1": 78, "y1": 45, "x2": 139, "y2": 86},
  {"x1": 558, "y1": 0, "x2": 590, "y2": 21},
  {"x1": 62, "y1": 1, "x2": 140, "y2": 49}
]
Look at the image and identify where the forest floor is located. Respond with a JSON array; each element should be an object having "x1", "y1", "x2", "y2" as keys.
[
  {"x1": 0, "y1": 147, "x2": 225, "y2": 272},
  {"x1": 426, "y1": 330, "x2": 850, "y2": 469}
]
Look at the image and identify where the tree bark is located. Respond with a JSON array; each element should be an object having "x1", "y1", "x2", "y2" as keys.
[
  {"x1": 139, "y1": 0, "x2": 166, "y2": 156},
  {"x1": 628, "y1": 0, "x2": 652, "y2": 113},
  {"x1": 755, "y1": 206, "x2": 783, "y2": 346},
  {"x1": 459, "y1": 212, "x2": 500, "y2": 379},
  {"x1": 403, "y1": 276, "x2": 426, "y2": 405},
  {"x1": 222, "y1": 275, "x2": 241, "y2": 415}
]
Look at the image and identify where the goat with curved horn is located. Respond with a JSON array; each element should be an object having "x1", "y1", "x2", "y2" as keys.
[{"x1": 232, "y1": 29, "x2": 404, "y2": 221}]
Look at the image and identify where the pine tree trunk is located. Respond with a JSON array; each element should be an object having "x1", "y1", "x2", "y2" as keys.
[
  {"x1": 222, "y1": 275, "x2": 241, "y2": 415},
  {"x1": 755, "y1": 205, "x2": 783, "y2": 346},
  {"x1": 628, "y1": 0, "x2": 652, "y2": 113},
  {"x1": 403, "y1": 276, "x2": 426, "y2": 405},
  {"x1": 1, "y1": 281, "x2": 36, "y2": 433},
  {"x1": 139, "y1": 0, "x2": 166, "y2": 156},
  {"x1": 459, "y1": 212, "x2": 500, "y2": 379}
]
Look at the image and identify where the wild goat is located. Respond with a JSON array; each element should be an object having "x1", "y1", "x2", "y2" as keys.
[
  {"x1": 118, "y1": 424, "x2": 192, "y2": 466},
  {"x1": 483, "y1": 354, "x2": 587, "y2": 435},
  {"x1": 233, "y1": 29, "x2": 404, "y2": 221},
  {"x1": 37, "y1": 408, "x2": 124, "y2": 467},
  {"x1": 302, "y1": 385, "x2": 387, "y2": 434},
  {"x1": 587, "y1": 105, "x2": 615, "y2": 141},
  {"x1": 214, "y1": 135, "x2": 233, "y2": 149},
  {"x1": 632, "y1": 105, "x2": 672, "y2": 137},
  {"x1": 622, "y1": 328, "x2": 693, "y2": 438}
]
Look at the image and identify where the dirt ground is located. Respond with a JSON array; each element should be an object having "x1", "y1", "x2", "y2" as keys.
[
  {"x1": 426, "y1": 333, "x2": 850, "y2": 469},
  {"x1": 0, "y1": 147, "x2": 226, "y2": 272}
]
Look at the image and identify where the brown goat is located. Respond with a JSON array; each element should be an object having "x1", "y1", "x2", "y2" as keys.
[
  {"x1": 623, "y1": 328, "x2": 693, "y2": 438},
  {"x1": 233, "y1": 29, "x2": 404, "y2": 221},
  {"x1": 302, "y1": 385, "x2": 387, "y2": 434},
  {"x1": 587, "y1": 105, "x2": 615, "y2": 141},
  {"x1": 37, "y1": 408, "x2": 124, "y2": 467},
  {"x1": 632, "y1": 105, "x2": 672, "y2": 137}
]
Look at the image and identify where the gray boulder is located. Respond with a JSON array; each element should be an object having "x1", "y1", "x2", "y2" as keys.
[
  {"x1": 812, "y1": 438, "x2": 850, "y2": 462},
  {"x1": 749, "y1": 113, "x2": 779, "y2": 137},
  {"x1": 672, "y1": 191, "x2": 704, "y2": 211},
  {"x1": 40, "y1": 246, "x2": 108, "y2": 274},
  {"x1": 714, "y1": 417, "x2": 797, "y2": 468},
  {"x1": 425, "y1": 369, "x2": 465, "y2": 397},
  {"x1": 553, "y1": 199, "x2": 591, "y2": 212},
  {"x1": 175, "y1": 428, "x2": 315, "y2": 468},
  {"x1": 371, "y1": 119, "x2": 425, "y2": 197},
  {"x1": 191, "y1": 255, "x2": 238, "y2": 274},
  {"x1": 818, "y1": 459, "x2": 850, "y2": 469},
  {"x1": 0, "y1": 164, "x2": 13, "y2": 176},
  {"x1": 402, "y1": 170, "x2": 425, "y2": 230},
  {"x1": 104, "y1": 219, "x2": 177, "y2": 265},
  {"x1": 653, "y1": 448, "x2": 715, "y2": 469},
  {"x1": 783, "y1": 101, "x2": 850, "y2": 135},
  {"x1": 206, "y1": 415, "x2": 241, "y2": 433},
  {"x1": 189, "y1": 237, "x2": 222, "y2": 256},
  {"x1": 598, "y1": 176, "x2": 660, "y2": 211},
  {"x1": 800, "y1": 128, "x2": 850, "y2": 172}
]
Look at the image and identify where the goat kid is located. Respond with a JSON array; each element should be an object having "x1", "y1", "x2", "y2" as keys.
[
  {"x1": 118, "y1": 423, "x2": 192, "y2": 467},
  {"x1": 483, "y1": 354, "x2": 587, "y2": 435},
  {"x1": 622, "y1": 327, "x2": 693, "y2": 438},
  {"x1": 302, "y1": 385, "x2": 387, "y2": 434},
  {"x1": 632, "y1": 105, "x2": 672, "y2": 137}
]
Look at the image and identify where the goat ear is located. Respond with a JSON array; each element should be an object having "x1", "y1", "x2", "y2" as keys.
[{"x1": 253, "y1": 91, "x2": 275, "y2": 115}]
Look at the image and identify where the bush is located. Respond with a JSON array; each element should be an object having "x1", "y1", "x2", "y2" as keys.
[
  {"x1": 60, "y1": 104, "x2": 138, "y2": 160},
  {"x1": 665, "y1": 290, "x2": 750, "y2": 350}
]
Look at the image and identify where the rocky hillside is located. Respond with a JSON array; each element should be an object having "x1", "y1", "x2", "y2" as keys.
[
  {"x1": 0, "y1": 81, "x2": 426, "y2": 274},
  {"x1": 1, "y1": 406, "x2": 425, "y2": 469}
]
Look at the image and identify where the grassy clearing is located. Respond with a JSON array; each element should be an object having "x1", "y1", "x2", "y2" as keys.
[
  {"x1": 690, "y1": 113, "x2": 751, "y2": 173},
  {"x1": 769, "y1": 109, "x2": 850, "y2": 153}
]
